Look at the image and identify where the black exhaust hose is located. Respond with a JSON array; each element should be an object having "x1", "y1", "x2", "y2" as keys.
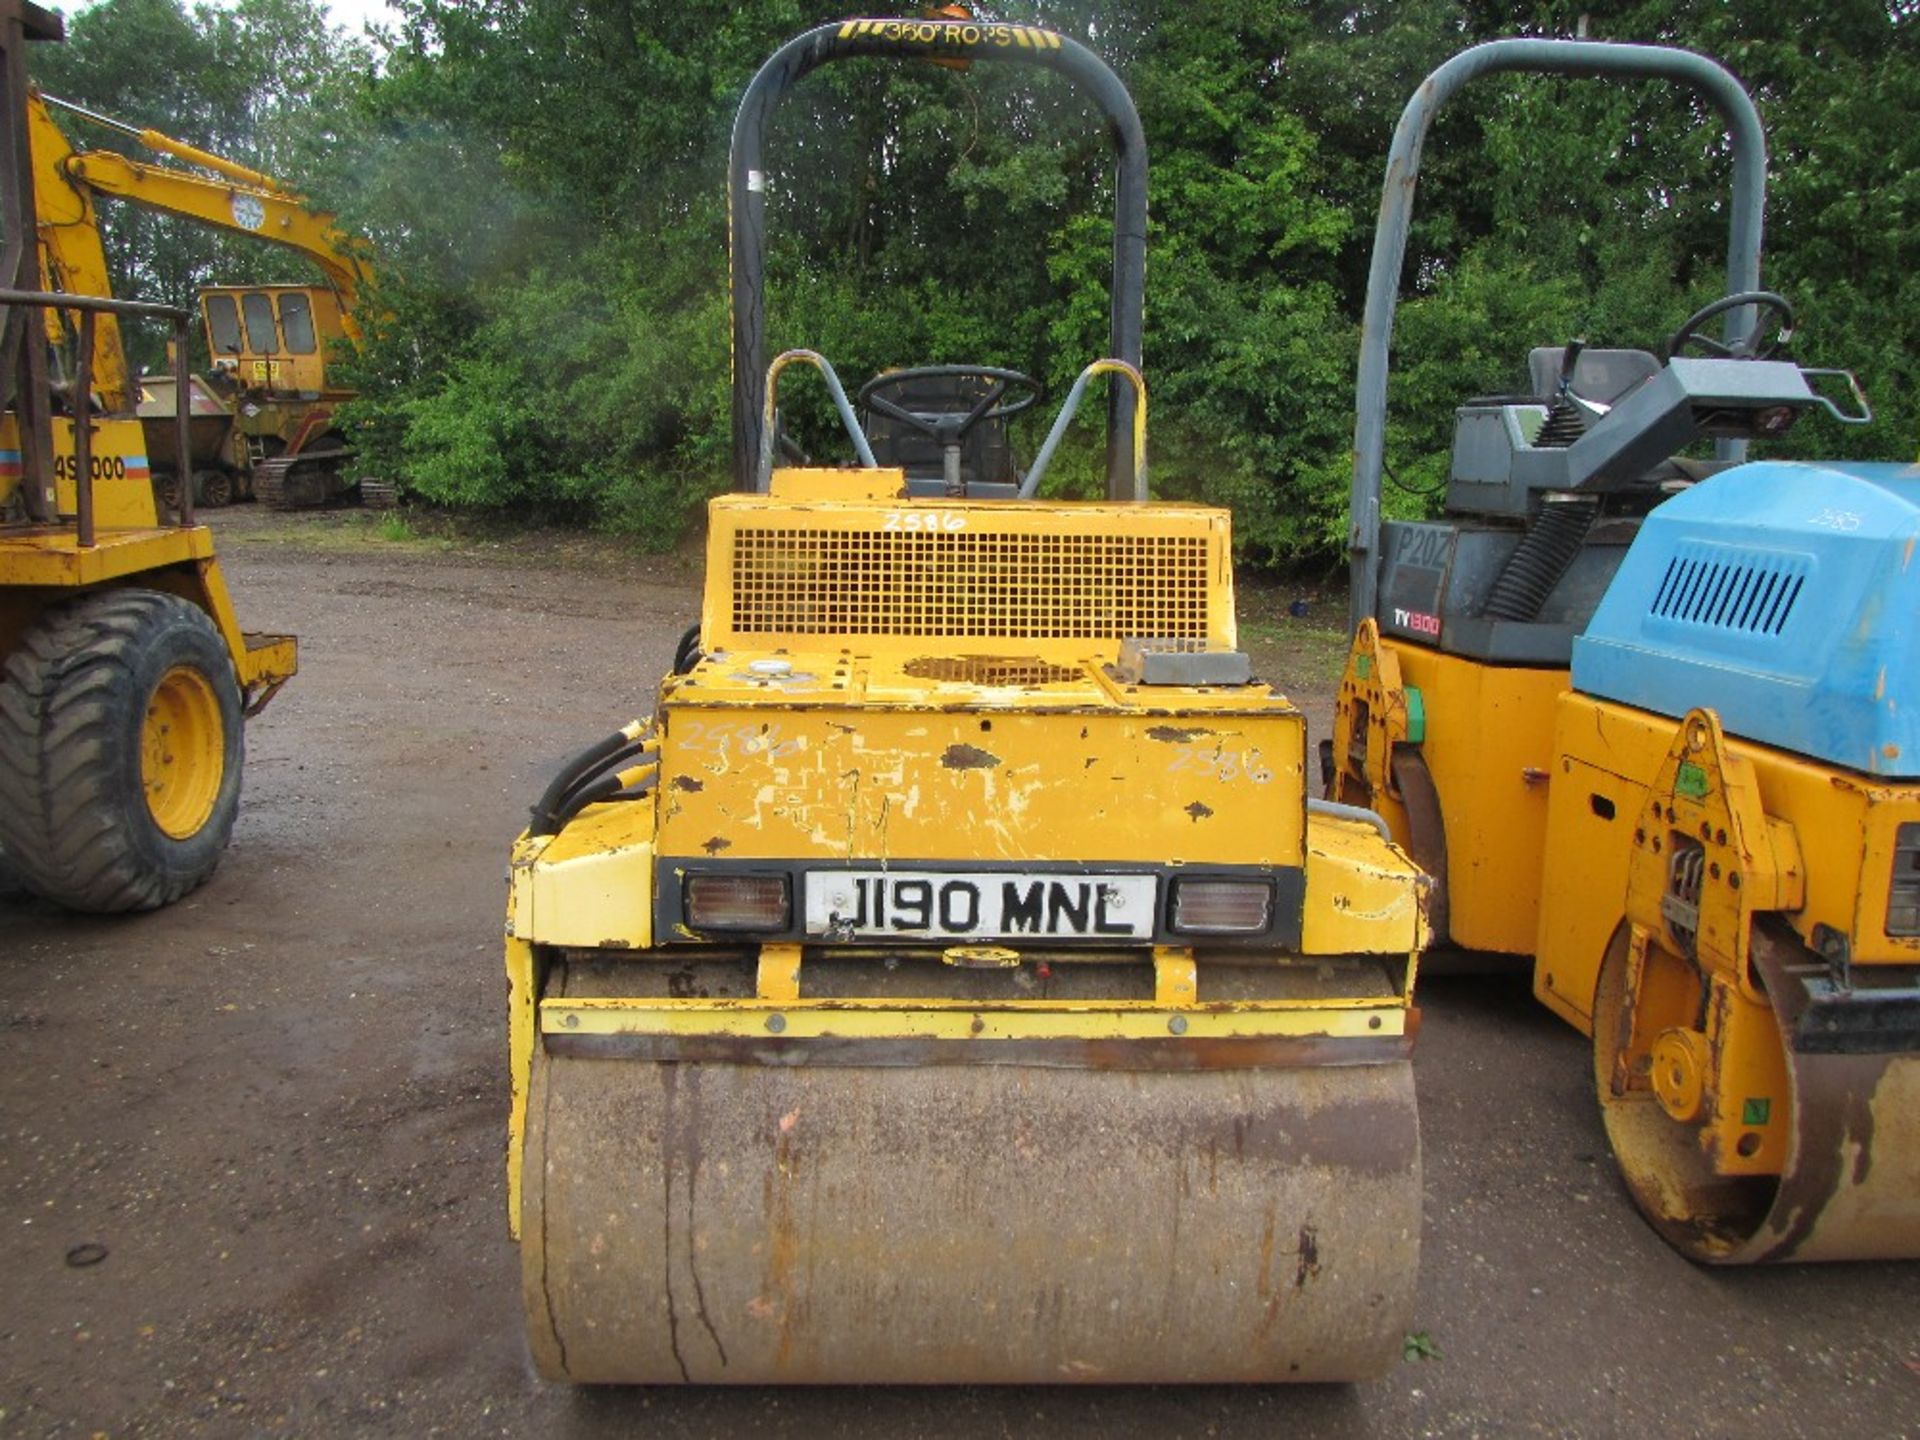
[
  {"x1": 729, "y1": 18, "x2": 1147, "y2": 499},
  {"x1": 529, "y1": 730, "x2": 639, "y2": 837}
]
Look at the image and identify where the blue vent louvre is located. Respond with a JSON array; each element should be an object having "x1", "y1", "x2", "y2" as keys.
[{"x1": 1646, "y1": 544, "x2": 1809, "y2": 637}]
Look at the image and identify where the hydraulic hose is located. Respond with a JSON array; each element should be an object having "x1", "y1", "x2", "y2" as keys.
[
  {"x1": 528, "y1": 720, "x2": 649, "y2": 837},
  {"x1": 546, "y1": 762, "x2": 661, "y2": 835},
  {"x1": 672, "y1": 622, "x2": 703, "y2": 675},
  {"x1": 547, "y1": 738, "x2": 656, "y2": 820}
]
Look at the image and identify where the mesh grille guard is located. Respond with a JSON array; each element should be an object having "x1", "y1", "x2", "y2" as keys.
[
  {"x1": 704, "y1": 497, "x2": 1234, "y2": 651},
  {"x1": 731, "y1": 528, "x2": 1208, "y2": 641}
]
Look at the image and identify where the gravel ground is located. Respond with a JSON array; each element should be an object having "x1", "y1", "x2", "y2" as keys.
[{"x1": 1, "y1": 507, "x2": 1915, "y2": 1438}]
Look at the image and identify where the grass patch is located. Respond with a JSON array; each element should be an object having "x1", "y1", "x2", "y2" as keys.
[{"x1": 1240, "y1": 615, "x2": 1351, "y2": 675}]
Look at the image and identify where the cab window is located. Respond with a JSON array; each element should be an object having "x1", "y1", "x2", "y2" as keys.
[
  {"x1": 241, "y1": 291, "x2": 279, "y2": 354},
  {"x1": 277, "y1": 292, "x2": 317, "y2": 354},
  {"x1": 204, "y1": 293, "x2": 243, "y2": 355}
]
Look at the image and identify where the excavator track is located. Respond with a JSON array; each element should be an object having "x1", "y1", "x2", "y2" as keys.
[{"x1": 253, "y1": 448, "x2": 351, "y2": 510}]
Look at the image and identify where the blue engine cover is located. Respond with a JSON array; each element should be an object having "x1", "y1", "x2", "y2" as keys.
[{"x1": 1572, "y1": 460, "x2": 1920, "y2": 778}]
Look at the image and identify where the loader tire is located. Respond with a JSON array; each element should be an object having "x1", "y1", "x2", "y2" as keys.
[{"x1": 0, "y1": 590, "x2": 243, "y2": 913}]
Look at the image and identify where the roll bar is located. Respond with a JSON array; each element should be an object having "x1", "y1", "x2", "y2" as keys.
[
  {"x1": 0, "y1": 287, "x2": 198, "y2": 538},
  {"x1": 728, "y1": 17, "x2": 1147, "y2": 499},
  {"x1": 1347, "y1": 40, "x2": 1769, "y2": 632}
]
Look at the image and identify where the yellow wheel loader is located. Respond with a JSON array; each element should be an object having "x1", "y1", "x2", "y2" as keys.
[
  {"x1": 1333, "y1": 40, "x2": 1918, "y2": 1262},
  {"x1": 0, "y1": 0, "x2": 294, "y2": 912},
  {"x1": 504, "y1": 18, "x2": 1429, "y2": 1385}
]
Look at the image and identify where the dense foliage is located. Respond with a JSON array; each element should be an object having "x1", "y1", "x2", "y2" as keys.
[{"x1": 45, "y1": 0, "x2": 1920, "y2": 561}]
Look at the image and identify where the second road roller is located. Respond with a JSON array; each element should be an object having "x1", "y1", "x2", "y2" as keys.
[{"x1": 1331, "y1": 40, "x2": 1919, "y2": 1264}]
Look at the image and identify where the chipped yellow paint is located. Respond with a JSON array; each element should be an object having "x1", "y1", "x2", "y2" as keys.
[
  {"x1": 539, "y1": 994, "x2": 1407, "y2": 1043},
  {"x1": 1302, "y1": 812, "x2": 1431, "y2": 956},
  {"x1": 655, "y1": 683, "x2": 1306, "y2": 867},
  {"x1": 507, "y1": 805, "x2": 656, "y2": 949},
  {"x1": 504, "y1": 935, "x2": 536, "y2": 1239},
  {"x1": 507, "y1": 480, "x2": 1433, "y2": 1248}
]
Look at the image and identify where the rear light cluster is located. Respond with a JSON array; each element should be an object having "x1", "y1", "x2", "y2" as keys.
[
  {"x1": 1887, "y1": 823, "x2": 1920, "y2": 937},
  {"x1": 686, "y1": 874, "x2": 790, "y2": 930},
  {"x1": 1169, "y1": 878, "x2": 1271, "y2": 935}
]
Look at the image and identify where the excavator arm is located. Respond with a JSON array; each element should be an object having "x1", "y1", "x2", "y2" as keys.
[
  {"x1": 25, "y1": 87, "x2": 132, "y2": 410},
  {"x1": 47, "y1": 96, "x2": 371, "y2": 338},
  {"x1": 24, "y1": 87, "x2": 371, "y2": 414}
]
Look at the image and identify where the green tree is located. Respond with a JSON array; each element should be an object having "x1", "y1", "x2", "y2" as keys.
[{"x1": 75, "y1": 0, "x2": 1899, "y2": 555}]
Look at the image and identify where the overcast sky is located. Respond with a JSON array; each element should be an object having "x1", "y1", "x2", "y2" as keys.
[
  {"x1": 322, "y1": 0, "x2": 400, "y2": 37},
  {"x1": 65, "y1": 0, "x2": 403, "y2": 39}
]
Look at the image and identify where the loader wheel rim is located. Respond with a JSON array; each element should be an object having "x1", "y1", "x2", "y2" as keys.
[{"x1": 142, "y1": 664, "x2": 225, "y2": 839}]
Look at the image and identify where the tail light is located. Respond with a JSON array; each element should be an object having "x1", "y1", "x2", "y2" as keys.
[
  {"x1": 685, "y1": 873, "x2": 790, "y2": 930},
  {"x1": 1170, "y1": 878, "x2": 1272, "y2": 935}
]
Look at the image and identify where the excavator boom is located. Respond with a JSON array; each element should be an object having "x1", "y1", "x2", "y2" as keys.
[
  {"x1": 23, "y1": 84, "x2": 129, "y2": 408},
  {"x1": 39, "y1": 91, "x2": 285, "y2": 193},
  {"x1": 48, "y1": 111, "x2": 369, "y2": 335}
]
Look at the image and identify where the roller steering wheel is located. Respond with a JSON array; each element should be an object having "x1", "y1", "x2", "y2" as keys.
[
  {"x1": 1663, "y1": 290, "x2": 1795, "y2": 363},
  {"x1": 858, "y1": 365, "x2": 1043, "y2": 445}
]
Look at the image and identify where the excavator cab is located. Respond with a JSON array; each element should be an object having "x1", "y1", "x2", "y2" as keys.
[{"x1": 201, "y1": 283, "x2": 346, "y2": 397}]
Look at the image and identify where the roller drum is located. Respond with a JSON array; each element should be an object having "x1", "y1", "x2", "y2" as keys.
[
  {"x1": 522, "y1": 1048, "x2": 1421, "y2": 1384},
  {"x1": 1598, "y1": 924, "x2": 1920, "y2": 1263},
  {"x1": 1606, "y1": 1045, "x2": 1920, "y2": 1263}
]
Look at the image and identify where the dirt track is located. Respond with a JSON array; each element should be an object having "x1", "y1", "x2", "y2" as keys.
[{"x1": 2, "y1": 509, "x2": 1916, "y2": 1438}]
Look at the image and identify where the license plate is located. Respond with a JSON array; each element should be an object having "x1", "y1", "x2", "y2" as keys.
[{"x1": 803, "y1": 871, "x2": 1156, "y2": 940}]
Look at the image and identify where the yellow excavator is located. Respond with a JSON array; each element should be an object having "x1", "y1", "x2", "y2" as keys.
[
  {"x1": 502, "y1": 18, "x2": 1428, "y2": 1385},
  {"x1": 0, "y1": 0, "x2": 294, "y2": 911},
  {"x1": 1333, "y1": 40, "x2": 1918, "y2": 1262},
  {"x1": 28, "y1": 85, "x2": 373, "y2": 507}
]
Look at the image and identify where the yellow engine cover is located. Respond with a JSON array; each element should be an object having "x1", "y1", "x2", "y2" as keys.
[{"x1": 0, "y1": 413, "x2": 159, "y2": 530}]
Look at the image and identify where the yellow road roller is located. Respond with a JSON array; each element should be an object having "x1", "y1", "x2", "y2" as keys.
[
  {"x1": 504, "y1": 18, "x2": 1428, "y2": 1384},
  {"x1": 1332, "y1": 40, "x2": 1918, "y2": 1262}
]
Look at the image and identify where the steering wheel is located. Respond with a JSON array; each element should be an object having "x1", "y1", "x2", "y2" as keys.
[
  {"x1": 858, "y1": 365, "x2": 1043, "y2": 445},
  {"x1": 1664, "y1": 291, "x2": 1795, "y2": 362}
]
